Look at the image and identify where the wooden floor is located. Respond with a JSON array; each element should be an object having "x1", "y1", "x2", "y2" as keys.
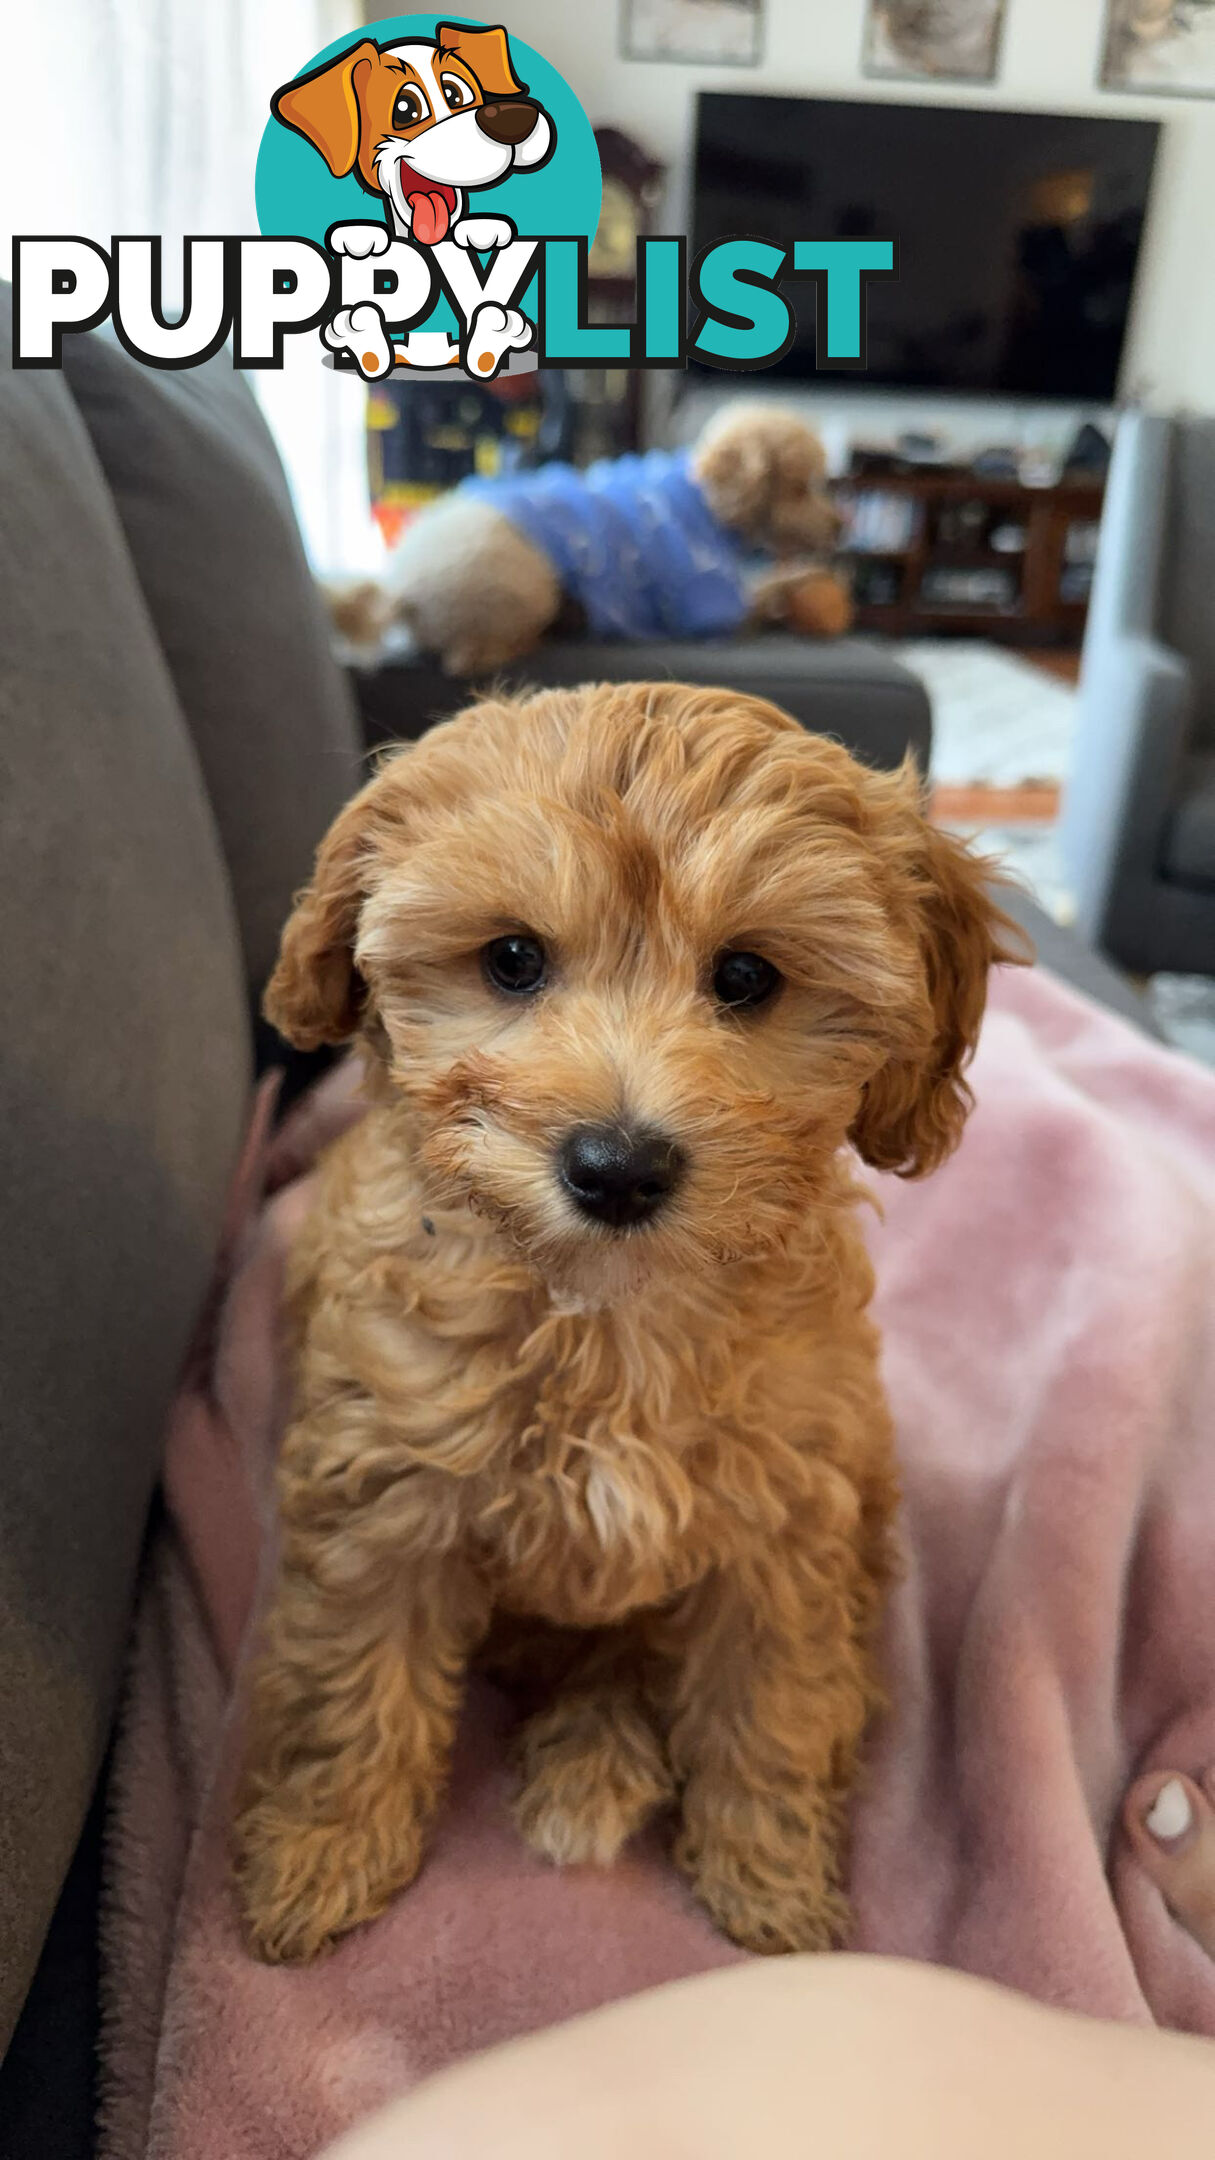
[
  {"x1": 932, "y1": 781, "x2": 1060, "y2": 823},
  {"x1": 1024, "y1": 649, "x2": 1081, "y2": 686}
]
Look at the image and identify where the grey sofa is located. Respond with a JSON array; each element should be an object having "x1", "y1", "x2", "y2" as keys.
[
  {"x1": 1061, "y1": 412, "x2": 1215, "y2": 976},
  {"x1": 0, "y1": 284, "x2": 1153, "y2": 2157},
  {"x1": 0, "y1": 295, "x2": 362, "y2": 2155}
]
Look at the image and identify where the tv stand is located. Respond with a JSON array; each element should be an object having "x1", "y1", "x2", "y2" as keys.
[{"x1": 834, "y1": 468, "x2": 1104, "y2": 647}]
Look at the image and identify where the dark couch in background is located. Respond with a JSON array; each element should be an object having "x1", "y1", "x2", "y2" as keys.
[
  {"x1": 0, "y1": 287, "x2": 1152, "y2": 2156},
  {"x1": 356, "y1": 634, "x2": 933, "y2": 773},
  {"x1": 1063, "y1": 411, "x2": 1215, "y2": 976}
]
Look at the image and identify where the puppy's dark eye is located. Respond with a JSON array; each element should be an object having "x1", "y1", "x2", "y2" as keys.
[
  {"x1": 392, "y1": 86, "x2": 428, "y2": 128},
  {"x1": 712, "y1": 950, "x2": 781, "y2": 1012},
  {"x1": 484, "y1": 934, "x2": 547, "y2": 996},
  {"x1": 440, "y1": 72, "x2": 475, "y2": 110}
]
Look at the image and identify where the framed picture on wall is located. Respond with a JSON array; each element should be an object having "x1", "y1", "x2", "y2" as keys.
[
  {"x1": 621, "y1": 0, "x2": 764, "y2": 67},
  {"x1": 862, "y1": 0, "x2": 1009, "y2": 83},
  {"x1": 1101, "y1": 1, "x2": 1215, "y2": 96}
]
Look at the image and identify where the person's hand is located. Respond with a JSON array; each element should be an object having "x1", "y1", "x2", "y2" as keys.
[{"x1": 321, "y1": 1954, "x2": 1215, "y2": 2160}]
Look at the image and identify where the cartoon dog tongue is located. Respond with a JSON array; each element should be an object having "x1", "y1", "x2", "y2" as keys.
[{"x1": 407, "y1": 184, "x2": 455, "y2": 245}]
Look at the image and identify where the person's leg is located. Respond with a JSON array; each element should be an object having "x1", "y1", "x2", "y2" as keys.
[
  {"x1": 1124, "y1": 1768, "x2": 1215, "y2": 1957},
  {"x1": 319, "y1": 1955, "x2": 1215, "y2": 2160}
]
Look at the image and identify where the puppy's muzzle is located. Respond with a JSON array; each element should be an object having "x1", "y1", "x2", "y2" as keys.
[
  {"x1": 476, "y1": 99, "x2": 540, "y2": 146},
  {"x1": 559, "y1": 1124, "x2": 685, "y2": 1230}
]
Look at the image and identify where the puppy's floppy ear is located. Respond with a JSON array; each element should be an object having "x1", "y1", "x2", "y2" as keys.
[
  {"x1": 693, "y1": 410, "x2": 832, "y2": 543},
  {"x1": 271, "y1": 39, "x2": 379, "y2": 178},
  {"x1": 264, "y1": 783, "x2": 380, "y2": 1050},
  {"x1": 436, "y1": 22, "x2": 525, "y2": 96},
  {"x1": 849, "y1": 774, "x2": 1028, "y2": 1178},
  {"x1": 692, "y1": 419, "x2": 771, "y2": 532},
  {"x1": 691, "y1": 427, "x2": 765, "y2": 533}
]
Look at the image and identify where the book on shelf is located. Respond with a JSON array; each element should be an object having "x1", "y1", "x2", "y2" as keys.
[{"x1": 836, "y1": 488, "x2": 922, "y2": 556}]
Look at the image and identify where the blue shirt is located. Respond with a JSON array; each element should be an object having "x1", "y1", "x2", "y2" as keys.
[{"x1": 463, "y1": 449, "x2": 749, "y2": 640}]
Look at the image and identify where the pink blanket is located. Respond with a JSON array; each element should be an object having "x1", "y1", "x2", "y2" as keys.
[{"x1": 100, "y1": 967, "x2": 1215, "y2": 2160}]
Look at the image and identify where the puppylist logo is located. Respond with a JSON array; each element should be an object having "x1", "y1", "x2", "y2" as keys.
[
  {"x1": 12, "y1": 13, "x2": 896, "y2": 382},
  {"x1": 260, "y1": 15, "x2": 593, "y2": 381}
]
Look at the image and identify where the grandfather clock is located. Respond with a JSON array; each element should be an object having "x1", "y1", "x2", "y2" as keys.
[
  {"x1": 364, "y1": 127, "x2": 667, "y2": 532},
  {"x1": 556, "y1": 126, "x2": 666, "y2": 465}
]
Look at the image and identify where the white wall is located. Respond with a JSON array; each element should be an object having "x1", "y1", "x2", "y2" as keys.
[
  {"x1": 488, "y1": 0, "x2": 1215, "y2": 436},
  {"x1": 0, "y1": 0, "x2": 379, "y2": 574}
]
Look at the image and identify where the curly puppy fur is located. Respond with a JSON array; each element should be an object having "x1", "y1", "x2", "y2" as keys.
[
  {"x1": 234, "y1": 683, "x2": 1019, "y2": 1965},
  {"x1": 372, "y1": 405, "x2": 842, "y2": 673}
]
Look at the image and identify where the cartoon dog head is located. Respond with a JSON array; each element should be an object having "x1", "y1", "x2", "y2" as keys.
[{"x1": 272, "y1": 22, "x2": 554, "y2": 245}]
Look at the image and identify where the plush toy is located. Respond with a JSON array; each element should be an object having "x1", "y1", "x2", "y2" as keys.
[{"x1": 348, "y1": 405, "x2": 848, "y2": 674}]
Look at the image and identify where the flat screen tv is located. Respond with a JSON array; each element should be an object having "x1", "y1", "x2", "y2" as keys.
[{"x1": 691, "y1": 92, "x2": 1160, "y2": 399}]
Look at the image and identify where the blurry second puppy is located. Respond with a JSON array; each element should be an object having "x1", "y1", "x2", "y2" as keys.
[
  {"x1": 347, "y1": 405, "x2": 845, "y2": 672},
  {"x1": 234, "y1": 682, "x2": 1017, "y2": 1966}
]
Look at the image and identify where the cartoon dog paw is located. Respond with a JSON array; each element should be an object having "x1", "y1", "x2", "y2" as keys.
[
  {"x1": 464, "y1": 302, "x2": 533, "y2": 380},
  {"x1": 452, "y1": 215, "x2": 518, "y2": 254},
  {"x1": 324, "y1": 303, "x2": 394, "y2": 381},
  {"x1": 327, "y1": 221, "x2": 391, "y2": 260}
]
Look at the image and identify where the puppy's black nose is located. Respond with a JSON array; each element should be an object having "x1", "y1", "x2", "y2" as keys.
[
  {"x1": 475, "y1": 98, "x2": 539, "y2": 145},
  {"x1": 559, "y1": 1124, "x2": 685, "y2": 1229}
]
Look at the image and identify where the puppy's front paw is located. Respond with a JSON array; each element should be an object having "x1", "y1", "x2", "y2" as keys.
[
  {"x1": 233, "y1": 1800, "x2": 425, "y2": 1964},
  {"x1": 327, "y1": 221, "x2": 391, "y2": 259},
  {"x1": 324, "y1": 303, "x2": 393, "y2": 381},
  {"x1": 463, "y1": 301, "x2": 533, "y2": 380},
  {"x1": 677, "y1": 1829, "x2": 850, "y2": 1955},
  {"x1": 452, "y1": 214, "x2": 517, "y2": 252},
  {"x1": 514, "y1": 1693, "x2": 673, "y2": 1868}
]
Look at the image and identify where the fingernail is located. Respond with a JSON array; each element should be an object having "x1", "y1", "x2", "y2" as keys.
[{"x1": 1145, "y1": 1778, "x2": 1193, "y2": 1843}]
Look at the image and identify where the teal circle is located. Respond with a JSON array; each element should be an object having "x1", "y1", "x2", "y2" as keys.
[{"x1": 255, "y1": 12, "x2": 601, "y2": 341}]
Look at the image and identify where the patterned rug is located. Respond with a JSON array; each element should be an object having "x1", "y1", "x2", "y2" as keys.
[{"x1": 895, "y1": 638, "x2": 1076, "y2": 791}]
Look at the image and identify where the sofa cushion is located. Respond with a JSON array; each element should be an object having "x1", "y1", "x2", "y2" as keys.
[
  {"x1": 1162, "y1": 422, "x2": 1215, "y2": 752},
  {"x1": 60, "y1": 335, "x2": 362, "y2": 999},
  {"x1": 0, "y1": 291, "x2": 249, "y2": 2053},
  {"x1": 356, "y1": 634, "x2": 933, "y2": 777},
  {"x1": 1162, "y1": 753, "x2": 1215, "y2": 892}
]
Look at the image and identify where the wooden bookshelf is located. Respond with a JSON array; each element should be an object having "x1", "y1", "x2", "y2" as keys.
[{"x1": 833, "y1": 469, "x2": 1104, "y2": 647}]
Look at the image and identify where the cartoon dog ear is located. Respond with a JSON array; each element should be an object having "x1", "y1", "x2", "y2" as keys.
[
  {"x1": 271, "y1": 38, "x2": 380, "y2": 179},
  {"x1": 436, "y1": 21, "x2": 525, "y2": 96},
  {"x1": 848, "y1": 773, "x2": 1028, "y2": 1179},
  {"x1": 263, "y1": 779, "x2": 384, "y2": 1049}
]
